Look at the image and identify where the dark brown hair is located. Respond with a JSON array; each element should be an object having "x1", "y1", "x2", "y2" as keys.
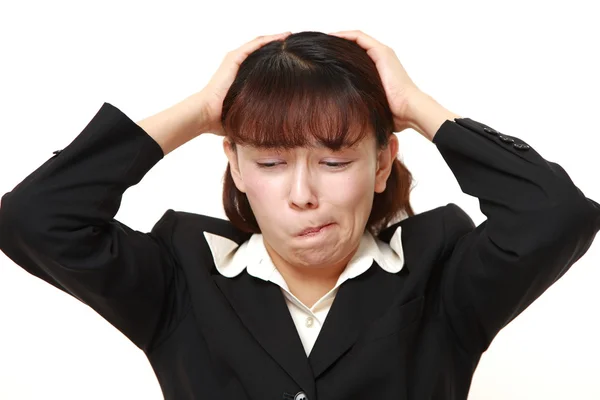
[{"x1": 221, "y1": 31, "x2": 415, "y2": 237}]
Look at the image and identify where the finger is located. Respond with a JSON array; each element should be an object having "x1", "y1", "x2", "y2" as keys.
[
  {"x1": 252, "y1": 31, "x2": 292, "y2": 45},
  {"x1": 241, "y1": 32, "x2": 290, "y2": 52},
  {"x1": 231, "y1": 32, "x2": 291, "y2": 65},
  {"x1": 328, "y1": 30, "x2": 384, "y2": 52},
  {"x1": 245, "y1": 32, "x2": 290, "y2": 51}
]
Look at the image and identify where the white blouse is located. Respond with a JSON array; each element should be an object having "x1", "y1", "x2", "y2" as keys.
[{"x1": 203, "y1": 227, "x2": 405, "y2": 356}]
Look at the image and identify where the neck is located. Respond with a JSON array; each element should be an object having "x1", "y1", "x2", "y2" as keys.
[{"x1": 263, "y1": 239, "x2": 360, "y2": 307}]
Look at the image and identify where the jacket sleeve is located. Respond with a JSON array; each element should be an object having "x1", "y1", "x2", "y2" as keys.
[
  {"x1": 432, "y1": 117, "x2": 600, "y2": 355},
  {"x1": 0, "y1": 102, "x2": 181, "y2": 353}
]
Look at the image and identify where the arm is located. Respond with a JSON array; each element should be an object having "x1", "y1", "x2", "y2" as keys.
[
  {"x1": 405, "y1": 91, "x2": 462, "y2": 142},
  {"x1": 411, "y1": 95, "x2": 600, "y2": 354},
  {"x1": 0, "y1": 99, "x2": 205, "y2": 352},
  {"x1": 137, "y1": 91, "x2": 211, "y2": 155}
]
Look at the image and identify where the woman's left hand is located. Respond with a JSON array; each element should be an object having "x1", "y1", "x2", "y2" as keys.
[{"x1": 327, "y1": 30, "x2": 425, "y2": 133}]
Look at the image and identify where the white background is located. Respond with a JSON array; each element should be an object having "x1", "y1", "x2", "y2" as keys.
[{"x1": 1, "y1": 1, "x2": 599, "y2": 399}]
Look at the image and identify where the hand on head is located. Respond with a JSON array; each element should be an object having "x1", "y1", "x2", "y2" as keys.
[
  {"x1": 196, "y1": 29, "x2": 424, "y2": 137},
  {"x1": 328, "y1": 30, "x2": 424, "y2": 133},
  {"x1": 199, "y1": 31, "x2": 292, "y2": 137}
]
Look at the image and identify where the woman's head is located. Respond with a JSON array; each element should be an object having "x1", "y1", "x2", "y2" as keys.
[{"x1": 220, "y1": 31, "x2": 414, "y2": 270}]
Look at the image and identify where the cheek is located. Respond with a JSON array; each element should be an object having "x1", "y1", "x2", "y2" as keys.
[
  {"x1": 242, "y1": 168, "x2": 376, "y2": 212},
  {"x1": 327, "y1": 172, "x2": 375, "y2": 206},
  {"x1": 242, "y1": 172, "x2": 281, "y2": 215}
]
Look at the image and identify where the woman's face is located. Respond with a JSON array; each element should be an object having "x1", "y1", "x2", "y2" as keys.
[{"x1": 223, "y1": 132, "x2": 398, "y2": 272}]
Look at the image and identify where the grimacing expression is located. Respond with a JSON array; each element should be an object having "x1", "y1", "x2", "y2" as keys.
[{"x1": 223, "y1": 132, "x2": 398, "y2": 271}]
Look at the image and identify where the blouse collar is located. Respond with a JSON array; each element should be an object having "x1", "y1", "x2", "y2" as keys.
[{"x1": 202, "y1": 227, "x2": 405, "y2": 286}]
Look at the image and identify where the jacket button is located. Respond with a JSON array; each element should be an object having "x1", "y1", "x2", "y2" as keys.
[
  {"x1": 294, "y1": 392, "x2": 307, "y2": 400},
  {"x1": 483, "y1": 127, "x2": 499, "y2": 135},
  {"x1": 498, "y1": 135, "x2": 515, "y2": 143},
  {"x1": 513, "y1": 143, "x2": 530, "y2": 151}
]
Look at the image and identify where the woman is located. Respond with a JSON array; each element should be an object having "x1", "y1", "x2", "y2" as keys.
[{"x1": 0, "y1": 30, "x2": 598, "y2": 400}]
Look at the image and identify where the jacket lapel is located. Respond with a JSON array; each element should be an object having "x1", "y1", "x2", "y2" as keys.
[
  {"x1": 213, "y1": 272, "x2": 317, "y2": 399},
  {"x1": 190, "y1": 212, "x2": 423, "y2": 390},
  {"x1": 305, "y1": 213, "x2": 438, "y2": 379},
  {"x1": 307, "y1": 261, "x2": 407, "y2": 378},
  {"x1": 214, "y1": 259, "x2": 410, "y2": 385}
]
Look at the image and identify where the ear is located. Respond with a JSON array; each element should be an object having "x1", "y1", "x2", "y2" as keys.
[
  {"x1": 222, "y1": 138, "x2": 247, "y2": 193},
  {"x1": 374, "y1": 134, "x2": 399, "y2": 193}
]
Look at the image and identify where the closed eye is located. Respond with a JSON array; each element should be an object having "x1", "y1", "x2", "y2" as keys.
[
  {"x1": 256, "y1": 161, "x2": 352, "y2": 169},
  {"x1": 323, "y1": 161, "x2": 352, "y2": 168},
  {"x1": 256, "y1": 162, "x2": 283, "y2": 168}
]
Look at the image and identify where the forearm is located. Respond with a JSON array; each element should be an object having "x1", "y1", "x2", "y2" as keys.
[
  {"x1": 432, "y1": 106, "x2": 600, "y2": 354},
  {"x1": 136, "y1": 91, "x2": 209, "y2": 156},
  {"x1": 0, "y1": 102, "x2": 165, "y2": 257},
  {"x1": 0, "y1": 101, "x2": 178, "y2": 352},
  {"x1": 406, "y1": 92, "x2": 462, "y2": 142}
]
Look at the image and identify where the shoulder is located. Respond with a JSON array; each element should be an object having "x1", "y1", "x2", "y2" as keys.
[
  {"x1": 379, "y1": 202, "x2": 473, "y2": 240},
  {"x1": 440, "y1": 203, "x2": 476, "y2": 255},
  {"x1": 377, "y1": 203, "x2": 476, "y2": 266},
  {"x1": 149, "y1": 209, "x2": 252, "y2": 247},
  {"x1": 440, "y1": 203, "x2": 476, "y2": 237},
  {"x1": 149, "y1": 204, "x2": 475, "y2": 263}
]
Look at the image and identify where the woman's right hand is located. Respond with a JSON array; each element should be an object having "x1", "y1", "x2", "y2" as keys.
[{"x1": 198, "y1": 31, "x2": 292, "y2": 136}]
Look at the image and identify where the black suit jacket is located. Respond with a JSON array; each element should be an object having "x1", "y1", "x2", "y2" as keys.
[{"x1": 1, "y1": 103, "x2": 599, "y2": 400}]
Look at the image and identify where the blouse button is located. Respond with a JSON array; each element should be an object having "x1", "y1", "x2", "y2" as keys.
[{"x1": 305, "y1": 316, "x2": 314, "y2": 327}]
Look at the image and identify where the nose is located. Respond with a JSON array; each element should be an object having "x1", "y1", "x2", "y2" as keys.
[{"x1": 288, "y1": 164, "x2": 318, "y2": 210}]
